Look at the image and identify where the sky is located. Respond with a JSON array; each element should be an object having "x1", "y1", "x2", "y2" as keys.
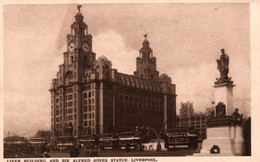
[{"x1": 3, "y1": 3, "x2": 251, "y2": 137}]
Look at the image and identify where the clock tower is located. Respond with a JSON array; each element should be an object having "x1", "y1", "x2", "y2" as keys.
[
  {"x1": 64, "y1": 8, "x2": 96, "y2": 83},
  {"x1": 134, "y1": 34, "x2": 159, "y2": 82}
]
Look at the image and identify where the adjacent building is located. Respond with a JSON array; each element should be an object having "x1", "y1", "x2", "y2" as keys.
[
  {"x1": 49, "y1": 9, "x2": 177, "y2": 145},
  {"x1": 178, "y1": 102, "x2": 207, "y2": 139},
  {"x1": 190, "y1": 113, "x2": 207, "y2": 139},
  {"x1": 179, "y1": 101, "x2": 194, "y2": 127}
]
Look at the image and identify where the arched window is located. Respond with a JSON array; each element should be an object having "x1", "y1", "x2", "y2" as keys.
[{"x1": 65, "y1": 71, "x2": 73, "y2": 85}]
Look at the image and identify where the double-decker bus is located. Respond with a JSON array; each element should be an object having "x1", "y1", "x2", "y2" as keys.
[
  {"x1": 29, "y1": 137, "x2": 46, "y2": 152},
  {"x1": 99, "y1": 134, "x2": 118, "y2": 151},
  {"x1": 118, "y1": 132, "x2": 141, "y2": 151},
  {"x1": 79, "y1": 135, "x2": 96, "y2": 149},
  {"x1": 164, "y1": 128, "x2": 198, "y2": 150},
  {"x1": 187, "y1": 129, "x2": 198, "y2": 149}
]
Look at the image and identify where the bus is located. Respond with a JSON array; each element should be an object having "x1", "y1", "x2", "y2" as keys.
[
  {"x1": 118, "y1": 132, "x2": 141, "y2": 151},
  {"x1": 164, "y1": 128, "x2": 198, "y2": 150},
  {"x1": 79, "y1": 135, "x2": 96, "y2": 149},
  {"x1": 99, "y1": 134, "x2": 118, "y2": 151}
]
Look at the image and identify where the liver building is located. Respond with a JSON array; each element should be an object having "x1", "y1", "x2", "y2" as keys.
[{"x1": 50, "y1": 8, "x2": 177, "y2": 144}]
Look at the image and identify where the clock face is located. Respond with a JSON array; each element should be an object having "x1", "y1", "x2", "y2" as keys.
[
  {"x1": 69, "y1": 42, "x2": 75, "y2": 52},
  {"x1": 82, "y1": 42, "x2": 90, "y2": 52}
]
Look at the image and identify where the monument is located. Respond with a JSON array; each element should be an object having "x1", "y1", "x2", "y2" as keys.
[
  {"x1": 197, "y1": 49, "x2": 245, "y2": 156},
  {"x1": 214, "y1": 49, "x2": 235, "y2": 115}
]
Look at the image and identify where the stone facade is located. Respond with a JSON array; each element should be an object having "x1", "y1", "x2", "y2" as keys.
[{"x1": 49, "y1": 10, "x2": 176, "y2": 144}]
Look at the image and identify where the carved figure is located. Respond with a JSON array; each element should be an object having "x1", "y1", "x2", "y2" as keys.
[
  {"x1": 217, "y1": 49, "x2": 229, "y2": 78},
  {"x1": 232, "y1": 108, "x2": 243, "y2": 125},
  {"x1": 215, "y1": 102, "x2": 226, "y2": 117},
  {"x1": 77, "y1": 4, "x2": 82, "y2": 12}
]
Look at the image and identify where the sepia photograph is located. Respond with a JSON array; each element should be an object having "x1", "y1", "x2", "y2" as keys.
[{"x1": 1, "y1": 1, "x2": 259, "y2": 161}]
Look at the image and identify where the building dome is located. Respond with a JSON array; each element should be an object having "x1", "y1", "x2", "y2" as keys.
[
  {"x1": 159, "y1": 73, "x2": 168, "y2": 79},
  {"x1": 96, "y1": 55, "x2": 112, "y2": 68},
  {"x1": 97, "y1": 55, "x2": 109, "y2": 62},
  {"x1": 159, "y1": 73, "x2": 171, "y2": 84},
  {"x1": 75, "y1": 12, "x2": 83, "y2": 17}
]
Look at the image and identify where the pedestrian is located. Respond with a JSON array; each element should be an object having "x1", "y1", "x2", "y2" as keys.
[
  {"x1": 156, "y1": 141, "x2": 161, "y2": 152},
  {"x1": 141, "y1": 144, "x2": 145, "y2": 152},
  {"x1": 126, "y1": 142, "x2": 131, "y2": 152},
  {"x1": 40, "y1": 141, "x2": 50, "y2": 158},
  {"x1": 70, "y1": 146, "x2": 80, "y2": 157}
]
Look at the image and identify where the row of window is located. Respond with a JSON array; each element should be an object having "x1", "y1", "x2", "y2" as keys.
[
  {"x1": 84, "y1": 83, "x2": 95, "y2": 91},
  {"x1": 83, "y1": 120, "x2": 95, "y2": 127},
  {"x1": 119, "y1": 95, "x2": 163, "y2": 105},
  {"x1": 83, "y1": 91, "x2": 94, "y2": 98},
  {"x1": 118, "y1": 103, "x2": 162, "y2": 112},
  {"x1": 118, "y1": 76, "x2": 160, "y2": 92},
  {"x1": 66, "y1": 114, "x2": 76, "y2": 120},
  {"x1": 83, "y1": 105, "x2": 94, "y2": 112},
  {"x1": 83, "y1": 113, "x2": 95, "y2": 119},
  {"x1": 83, "y1": 98, "x2": 95, "y2": 104}
]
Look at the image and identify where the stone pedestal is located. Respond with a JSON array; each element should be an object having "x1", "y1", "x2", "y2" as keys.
[
  {"x1": 214, "y1": 83, "x2": 235, "y2": 116},
  {"x1": 197, "y1": 125, "x2": 244, "y2": 156}
]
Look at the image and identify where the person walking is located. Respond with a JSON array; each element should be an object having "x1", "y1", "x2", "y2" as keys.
[
  {"x1": 40, "y1": 141, "x2": 50, "y2": 158},
  {"x1": 156, "y1": 141, "x2": 161, "y2": 152}
]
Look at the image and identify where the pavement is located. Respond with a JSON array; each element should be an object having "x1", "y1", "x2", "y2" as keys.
[{"x1": 48, "y1": 149, "x2": 197, "y2": 157}]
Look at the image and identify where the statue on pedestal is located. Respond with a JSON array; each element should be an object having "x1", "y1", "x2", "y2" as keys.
[
  {"x1": 215, "y1": 49, "x2": 233, "y2": 84},
  {"x1": 232, "y1": 108, "x2": 243, "y2": 125}
]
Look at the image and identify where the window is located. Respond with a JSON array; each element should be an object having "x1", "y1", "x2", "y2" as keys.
[
  {"x1": 89, "y1": 121, "x2": 91, "y2": 126},
  {"x1": 68, "y1": 94, "x2": 73, "y2": 100},
  {"x1": 84, "y1": 114, "x2": 87, "y2": 119},
  {"x1": 68, "y1": 115, "x2": 73, "y2": 120},
  {"x1": 89, "y1": 113, "x2": 91, "y2": 118},
  {"x1": 84, "y1": 121, "x2": 88, "y2": 126},
  {"x1": 84, "y1": 106, "x2": 87, "y2": 112},
  {"x1": 67, "y1": 88, "x2": 73, "y2": 93},
  {"x1": 68, "y1": 101, "x2": 73, "y2": 107},
  {"x1": 68, "y1": 108, "x2": 73, "y2": 113}
]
